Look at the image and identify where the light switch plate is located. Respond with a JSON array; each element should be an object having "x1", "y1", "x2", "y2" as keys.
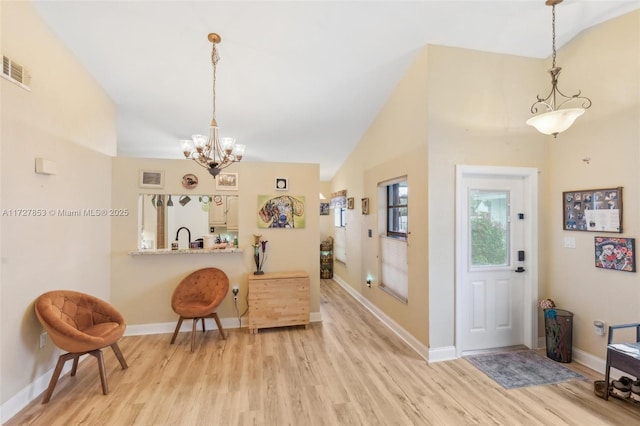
[{"x1": 563, "y1": 237, "x2": 576, "y2": 249}]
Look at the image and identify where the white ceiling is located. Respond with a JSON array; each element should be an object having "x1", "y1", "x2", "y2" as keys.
[{"x1": 32, "y1": 0, "x2": 640, "y2": 180}]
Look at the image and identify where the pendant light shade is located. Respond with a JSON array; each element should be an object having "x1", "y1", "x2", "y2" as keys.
[{"x1": 526, "y1": 108, "x2": 585, "y2": 136}]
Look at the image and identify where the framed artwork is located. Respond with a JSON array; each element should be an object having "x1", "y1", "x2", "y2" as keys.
[
  {"x1": 257, "y1": 195, "x2": 306, "y2": 228},
  {"x1": 139, "y1": 170, "x2": 164, "y2": 188},
  {"x1": 361, "y1": 197, "x2": 370, "y2": 215},
  {"x1": 320, "y1": 202, "x2": 330, "y2": 216},
  {"x1": 275, "y1": 177, "x2": 288, "y2": 191},
  {"x1": 216, "y1": 172, "x2": 238, "y2": 191},
  {"x1": 594, "y1": 236, "x2": 635, "y2": 272},
  {"x1": 181, "y1": 173, "x2": 198, "y2": 189},
  {"x1": 347, "y1": 197, "x2": 355, "y2": 209},
  {"x1": 563, "y1": 187, "x2": 622, "y2": 232}
]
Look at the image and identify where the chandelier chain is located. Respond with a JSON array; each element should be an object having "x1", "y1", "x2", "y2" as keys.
[{"x1": 211, "y1": 42, "x2": 219, "y2": 122}]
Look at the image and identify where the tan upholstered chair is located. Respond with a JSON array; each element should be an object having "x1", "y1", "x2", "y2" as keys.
[
  {"x1": 170, "y1": 268, "x2": 229, "y2": 352},
  {"x1": 34, "y1": 290, "x2": 128, "y2": 403}
]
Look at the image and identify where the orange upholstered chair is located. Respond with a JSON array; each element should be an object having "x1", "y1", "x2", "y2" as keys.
[
  {"x1": 34, "y1": 290, "x2": 128, "y2": 403},
  {"x1": 170, "y1": 268, "x2": 229, "y2": 352}
]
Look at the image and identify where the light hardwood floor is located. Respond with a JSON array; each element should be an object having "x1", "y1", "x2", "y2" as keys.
[{"x1": 7, "y1": 279, "x2": 640, "y2": 425}]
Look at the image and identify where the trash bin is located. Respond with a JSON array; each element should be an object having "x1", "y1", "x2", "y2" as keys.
[{"x1": 544, "y1": 308, "x2": 573, "y2": 363}]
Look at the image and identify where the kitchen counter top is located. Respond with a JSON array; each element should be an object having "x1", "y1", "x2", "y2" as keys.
[{"x1": 129, "y1": 247, "x2": 243, "y2": 256}]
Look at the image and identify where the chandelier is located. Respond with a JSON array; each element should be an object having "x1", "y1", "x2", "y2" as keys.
[
  {"x1": 526, "y1": 0, "x2": 592, "y2": 137},
  {"x1": 180, "y1": 33, "x2": 245, "y2": 177}
]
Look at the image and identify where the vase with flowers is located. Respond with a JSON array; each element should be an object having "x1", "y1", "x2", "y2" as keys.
[{"x1": 253, "y1": 234, "x2": 268, "y2": 275}]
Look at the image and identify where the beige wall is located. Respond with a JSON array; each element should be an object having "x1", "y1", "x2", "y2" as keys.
[
  {"x1": 332, "y1": 47, "x2": 431, "y2": 344},
  {"x1": 544, "y1": 11, "x2": 640, "y2": 358},
  {"x1": 111, "y1": 158, "x2": 321, "y2": 326},
  {"x1": 1, "y1": 0, "x2": 116, "y2": 406}
]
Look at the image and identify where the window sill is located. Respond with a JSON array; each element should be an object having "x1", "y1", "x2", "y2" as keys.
[{"x1": 377, "y1": 284, "x2": 408, "y2": 304}]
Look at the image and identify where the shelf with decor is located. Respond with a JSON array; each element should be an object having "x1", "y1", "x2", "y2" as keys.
[{"x1": 320, "y1": 237, "x2": 333, "y2": 279}]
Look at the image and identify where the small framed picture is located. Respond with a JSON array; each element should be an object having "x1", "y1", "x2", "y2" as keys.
[
  {"x1": 594, "y1": 236, "x2": 636, "y2": 272},
  {"x1": 320, "y1": 202, "x2": 330, "y2": 216},
  {"x1": 275, "y1": 177, "x2": 288, "y2": 191},
  {"x1": 361, "y1": 197, "x2": 370, "y2": 215},
  {"x1": 347, "y1": 197, "x2": 355, "y2": 209},
  {"x1": 216, "y1": 172, "x2": 238, "y2": 191},
  {"x1": 139, "y1": 170, "x2": 164, "y2": 188}
]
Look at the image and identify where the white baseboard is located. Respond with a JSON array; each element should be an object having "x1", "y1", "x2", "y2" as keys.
[
  {"x1": 1, "y1": 356, "x2": 78, "y2": 424},
  {"x1": 332, "y1": 275, "x2": 429, "y2": 361},
  {"x1": 3, "y1": 312, "x2": 322, "y2": 423},
  {"x1": 125, "y1": 312, "x2": 322, "y2": 336},
  {"x1": 536, "y1": 339, "x2": 625, "y2": 378},
  {"x1": 428, "y1": 346, "x2": 457, "y2": 362}
]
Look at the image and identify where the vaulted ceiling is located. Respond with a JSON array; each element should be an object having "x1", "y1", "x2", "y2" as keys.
[{"x1": 32, "y1": 1, "x2": 640, "y2": 180}]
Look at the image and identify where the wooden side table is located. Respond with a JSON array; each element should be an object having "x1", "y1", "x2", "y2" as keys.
[{"x1": 248, "y1": 271, "x2": 310, "y2": 334}]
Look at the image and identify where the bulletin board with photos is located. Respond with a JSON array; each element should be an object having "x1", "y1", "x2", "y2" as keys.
[{"x1": 563, "y1": 187, "x2": 622, "y2": 233}]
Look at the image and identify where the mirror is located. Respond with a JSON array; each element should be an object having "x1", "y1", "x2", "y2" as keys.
[{"x1": 138, "y1": 194, "x2": 239, "y2": 250}]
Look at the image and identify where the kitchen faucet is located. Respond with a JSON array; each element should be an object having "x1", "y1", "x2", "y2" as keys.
[{"x1": 175, "y1": 227, "x2": 191, "y2": 248}]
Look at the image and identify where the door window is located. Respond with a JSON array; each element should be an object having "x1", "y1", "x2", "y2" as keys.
[{"x1": 469, "y1": 189, "x2": 509, "y2": 267}]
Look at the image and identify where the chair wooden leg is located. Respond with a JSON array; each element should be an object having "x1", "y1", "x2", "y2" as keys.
[
  {"x1": 89, "y1": 349, "x2": 109, "y2": 395},
  {"x1": 212, "y1": 312, "x2": 226, "y2": 340},
  {"x1": 201, "y1": 317, "x2": 206, "y2": 333},
  {"x1": 191, "y1": 318, "x2": 198, "y2": 352},
  {"x1": 70, "y1": 355, "x2": 80, "y2": 376},
  {"x1": 42, "y1": 352, "x2": 76, "y2": 403},
  {"x1": 111, "y1": 342, "x2": 128, "y2": 370},
  {"x1": 170, "y1": 316, "x2": 184, "y2": 344}
]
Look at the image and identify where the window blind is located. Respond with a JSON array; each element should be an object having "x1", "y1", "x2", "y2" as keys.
[
  {"x1": 380, "y1": 236, "x2": 408, "y2": 301},
  {"x1": 334, "y1": 226, "x2": 346, "y2": 263}
]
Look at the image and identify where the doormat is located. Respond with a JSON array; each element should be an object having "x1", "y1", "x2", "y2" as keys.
[{"x1": 464, "y1": 350, "x2": 587, "y2": 389}]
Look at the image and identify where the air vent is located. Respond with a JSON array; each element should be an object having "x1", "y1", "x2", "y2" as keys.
[{"x1": 2, "y1": 55, "x2": 31, "y2": 90}]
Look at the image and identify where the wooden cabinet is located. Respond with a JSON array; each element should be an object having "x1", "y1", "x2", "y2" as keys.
[
  {"x1": 248, "y1": 271, "x2": 310, "y2": 334},
  {"x1": 208, "y1": 196, "x2": 226, "y2": 226},
  {"x1": 226, "y1": 196, "x2": 239, "y2": 231},
  {"x1": 208, "y1": 195, "x2": 238, "y2": 229}
]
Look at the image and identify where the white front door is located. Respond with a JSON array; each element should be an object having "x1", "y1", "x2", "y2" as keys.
[{"x1": 460, "y1": 174, "x2": 526, "y2": 352}]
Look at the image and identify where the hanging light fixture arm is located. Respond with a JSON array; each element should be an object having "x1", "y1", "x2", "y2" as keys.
[{"x1": 529, "y1": 66, "x2": 592, "y2": 114}]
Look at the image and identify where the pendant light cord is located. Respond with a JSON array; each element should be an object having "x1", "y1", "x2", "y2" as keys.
[{"x1": 551, "y1": 5, "x2": 556, "y2": 68}]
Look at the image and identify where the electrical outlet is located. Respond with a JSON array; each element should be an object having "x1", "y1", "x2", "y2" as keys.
[{"x1": 39, "y1": 331, "x2": 47, "y2": 349}]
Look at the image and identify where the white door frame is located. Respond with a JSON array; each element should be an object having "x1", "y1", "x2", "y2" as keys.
[{"x1": 455, "y1": 165, "x2": 538, "y2": 357}]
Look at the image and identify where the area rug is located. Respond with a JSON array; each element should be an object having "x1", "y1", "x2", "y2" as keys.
[{"x1": 464, "y1": 350, "x2": 587, "y2": 389}]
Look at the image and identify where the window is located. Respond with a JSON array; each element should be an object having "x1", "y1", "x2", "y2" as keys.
[
  {"x1": 334, "y1": 206, "x2": 346, "y2": 263},
  {"x1": 334, "y1": 206, "x2": 346, "y2": 228},
  {"x1": 469, "y1": 189, "x2": 509, "y2": 267},
  {"x1": 330, "y1": 190, "x2": 348, "y2": 264},
  {"x1": 387, "y1": 181, "x2": 408, "y2": 239},
  {"x1": 378, "y1": 177, "x2": 408, "y2": 302}
]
